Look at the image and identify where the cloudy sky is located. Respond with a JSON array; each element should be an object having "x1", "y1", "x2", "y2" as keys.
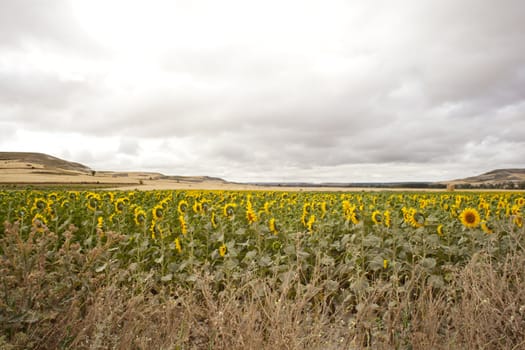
[{"x1": 1, "y1": 0, "x2": 524, "y2": 182}]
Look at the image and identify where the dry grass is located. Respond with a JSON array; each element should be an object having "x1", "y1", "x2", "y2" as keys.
[{"x1": 2, "y1": 222, "x2": 525, "y2": 349}]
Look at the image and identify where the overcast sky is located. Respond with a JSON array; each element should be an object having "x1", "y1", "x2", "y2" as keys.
[{"x1": 1, "y1": 0, "x2": 524, "y2": 182}]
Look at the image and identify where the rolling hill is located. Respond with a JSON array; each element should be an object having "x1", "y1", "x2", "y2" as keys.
[
  {"x1": 445, "y1": 169, "x2": 525, "y2": 189},
  {"x1": 0, "y1": 152, "x2": 92, "y2": 174},
  {"x1": 0, "y1": 152, "x2": 228, "y2": 189},
  {"x1": 1, "y1": 152, "x2": 524, "y2": 190}
]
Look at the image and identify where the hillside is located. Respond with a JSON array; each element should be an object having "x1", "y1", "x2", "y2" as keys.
[
  {"x1": 1, "y1": 152, "x2": 524, "y2": 190},
  {"x1": 0, "y1": 152, "x2": 232, "y2": 190},
  {"x1": 0, "y1": 152, "x2": 92, "y2": 174},
  {"x1": 446, "y1": 168, "x2": 525, "y2": 189}
]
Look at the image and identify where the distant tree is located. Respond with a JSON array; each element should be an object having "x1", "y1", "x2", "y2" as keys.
[{"x1": 91, "y1": 170, "x2": 96, "y2": 176}]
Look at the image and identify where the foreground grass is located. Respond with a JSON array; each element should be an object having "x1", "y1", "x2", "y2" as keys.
[{"x1": 1, "y1": 222, "x2": 525, "y2": 349}]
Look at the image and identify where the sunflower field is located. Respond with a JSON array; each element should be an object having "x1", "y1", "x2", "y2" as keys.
[{"x1": 1, "y1": 189, "x2": 525, "y2": 348}]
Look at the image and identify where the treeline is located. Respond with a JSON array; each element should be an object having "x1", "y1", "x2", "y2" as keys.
[{"x1": 455, "y1": 181, "x2": 525, "y2": 190}]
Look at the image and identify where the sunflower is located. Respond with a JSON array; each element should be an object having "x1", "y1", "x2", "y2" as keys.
[
  {"x1": 269, "y1": 217, "x2": 278, "y2": 235},
  {"x1": 384, "y1": 210, "x2": 391, "y2": 228},
  {"x1": 437, "y1": 224, "x2": 444, "y2": 236},
  {"x1": 371, "y1": 210, "x2": 382, "y2": 225},
  {"x1": 481, "y1": 220, "x2": 493, "y2": 234},
  {"x1": 32, "y1": 213, "x2": 47, "y2": 232},
  {"x1": 306, "y1": 214, "x2": 316, "y2": 232},
  {"x1": 201, "y1": 200, "x2": 210, "y2": 213},
  {"x1": 211, "y1": 211, "x2": 218, "y2": 229},
  {"x1": 342, "y1": 201, "x2": 359, "y2": 224},
  {"x1": 219, "y1": 243, "x2": 227, "y2": 257},
  {"x1": 223, "y1": 203, "x2": 236, "y2": 218},
  {"x1": 192, "y1": 201, "x2": 203, "y2": 214},
  {"x1": 134, "y1": 207, "x2": 146, "y2": 226},
  {"x1": 246, "y1": 207, "x2": 257, "y2": 224},
  {"x1": 405, "y1": 208, "x2": 425, "y2": 228},
  {"x1": 86, "y1": 193, "x2": 101, "y2": 211},
  {"x1": 320, "y1": 201, "x2": 328, "y2": 218},
  {"x1": 177, "y1": 200, "x2": 189, "y2": 215},
  {"x1": 179, "y1": 215, "x2": 188, "y2": 235},
  {"x1": 152, "y1": 204, "x2": 164, "y2": 220},
  {"x1": 97, "y1": 216, "x2": 104, "y2": 229},
  {"x1": 17, "y1": 207, "x2": 28, "y2": 221},
  {"x1": 459, "y1": 207, "x2": 481, "y2": 229},
  {"x1": 150, "y1": 221, "x2": 156, "y2": 239},
  {"x1": 174, "y1": 237, "x2": 182, "y2": 253},
  {"x1": 263, "y1": 201, "x2": 271, "y2": 215},
  {"x1": 115, "y1": 198, "x2": 127, "y2": 213},
  {"x1": 514, "y1": 215, "x2": 523, "y2": 228},
  {"x1": 31, "y1": 197, "x2": 48, "y2": 214}
]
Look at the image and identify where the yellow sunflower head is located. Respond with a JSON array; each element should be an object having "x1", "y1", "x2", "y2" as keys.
[
  {"x1": 481, "y1": 220, "x2": 493, "y2": 234},
  {"x1": 134, "y1": 207, "x2": 146, "y2": 226},
  {"x1": 32, "y1": 197, "x2": 47, "y2": 213},
  {"x1": 152, "y1": 204, "x2": 164, "y2": 220},
  {"x1": 223, "y1": 203, "x2": 236, "y2": 218},
  {"x1": 514, "y1": 215, "x2": 523, "y2": 228},
  {"x1": 306, "y1": 214, "x2": 316, "y2": 232},
  {"x1": 86, "y1": 194, "x2": 101, "y2": 211},
  {"x1": 459, "y1": 207, "x2": 481, "y2": 229},
  {"x1": 32, "y1": 213, "x2": 47, "y2": 232},
  {"x1": 179, "y1": 215, "x2": 188, "y2": 235},
  {"x1": 406, "y1": 208, "x2": 425, "y2": 228},
  {"x1": 219, "y1": 243, "x2": 227, "y2": 257},
  {"x1": 174, "y1": 237, "x2": 182, "y2": 253},
  {"x1": 269, "y1": 217, "x2": 278, "y2": 235},
  {"x1": 211, "y1": 211, "x2": 219, "y2": 229},
  {"x1": 115, "y1": 198, "x2": 127, "y2": 213},
  {"x1": 383, "y1": 210, "x2": 391, "y2": 228},
  {"x1": 178, "y1": 200, "x2": 189, "y2": 215},
  {"x1": 371, "y1": 210, "x2": 382, "y2": 225},
  {"x1": 192, "y1": 201, "x2": 203, "y2": 214},
  {"x1": 246, "y1": 207, "x2": 258, "y2": 224}
]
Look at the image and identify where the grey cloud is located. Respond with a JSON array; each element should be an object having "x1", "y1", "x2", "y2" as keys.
[
  {"x1": 118, "y1": 138, "x2": 140, "y2": 156},
  {"x1": 0, "y1": 69, "x2": 96, "y2": 110},
  {"x1": 2, "y1": 1, "x2": 525, "y2": 182},
  {"x1": 0, "y1": 0, "x2": 103, "y2": 54}
]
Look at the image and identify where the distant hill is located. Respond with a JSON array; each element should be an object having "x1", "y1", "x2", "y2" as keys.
[
  {"x1": 1, "y1": 152, "x2": 523, "y2": 190},
  {"x1": 0, "y1": 152, "x2": 228, "y2": 189},
  {"x1": 446, "y1": 169, "x2": 525, "y2": 189},
  {"x1": 0, "y1": 152, "x2": 92, "y2": 174}
]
